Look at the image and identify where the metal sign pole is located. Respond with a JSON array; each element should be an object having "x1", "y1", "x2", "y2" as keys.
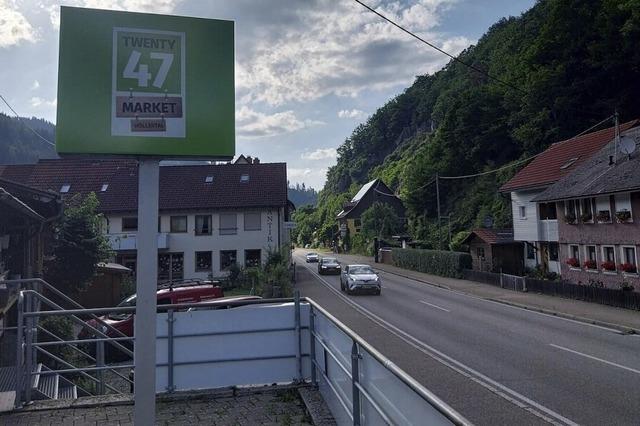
[{"x1": 134, "y1": 159, "x2": 159, "y2": 425}]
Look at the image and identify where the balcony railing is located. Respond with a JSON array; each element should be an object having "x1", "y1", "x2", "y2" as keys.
[{"x1": 107, "y1": 232, "x2": 169, "y2": 250}]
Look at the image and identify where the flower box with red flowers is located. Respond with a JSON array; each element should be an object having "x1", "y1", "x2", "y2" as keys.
[
  {"x1": 620, "y1": 263, "x2": 637, "y2": 273},
  {"x1": 566, "y1": 258, "x2": 579, "y2": 268},
  {"x1": 583, "y1": 259, "x2": 597, "y2": 270},
  {"x1": 601, "y1": 261, "x2": 616, "y2": 271}
]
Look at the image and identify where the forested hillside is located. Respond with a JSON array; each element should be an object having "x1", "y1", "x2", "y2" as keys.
[
  {"x1": 288, "y1": 182, "x2": 318, "y2": 207},
  {"x1": 0, "y1": 113, "x2": 57, "y2": 164},
  {"x1": 295, "y1": 0, "x2": 640, "y2": 249}
]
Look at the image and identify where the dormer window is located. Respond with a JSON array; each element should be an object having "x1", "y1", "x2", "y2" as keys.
[
  {"x1": 240, "y1": 174, "x2": 249, "y2": 183},
  {"x1": 60, "y1": 184, "x2": 70, "y2": 193},
  {"x1": 205, "y1": 176, "x2": 213, "y2": 183}
]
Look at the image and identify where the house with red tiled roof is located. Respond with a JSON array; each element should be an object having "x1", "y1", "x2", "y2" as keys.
[
  {"x1": 500, "y1": 119, "x2": 640, "y2": 276},
  {"x1": 0, "y1": 158, "x2": 290, "y2": 282}
]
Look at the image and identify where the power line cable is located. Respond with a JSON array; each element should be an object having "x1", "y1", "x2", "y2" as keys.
[
  {"x1": 0, "y1": 93, "x2": 56, "y2": 147},
  {"x1": 353, "y1": 0, "x2": 526, "y2": 94}
]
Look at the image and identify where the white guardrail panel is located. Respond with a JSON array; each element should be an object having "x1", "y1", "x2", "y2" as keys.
[
  {"x1": 313, "y1": 307, "x2": 355, "y2": 425},
  {"x1": 358, "y1": 349, "x2": 454, "y2": 425},
  {"x1": 155, "y1": 302, "x2": 310, "y2": 392}
]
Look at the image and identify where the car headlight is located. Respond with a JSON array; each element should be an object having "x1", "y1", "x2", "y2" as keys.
[{"x1": 322, "y1": 265, "x2": 327, "y2": 268}]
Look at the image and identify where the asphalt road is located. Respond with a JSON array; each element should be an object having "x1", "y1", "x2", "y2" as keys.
[{"x1": 293, "y1": 250, "x2": 640, "y2": 426}]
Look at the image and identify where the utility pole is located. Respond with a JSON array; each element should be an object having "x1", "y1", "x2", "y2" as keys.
[{"x1": 435, "y1": 173, "x2": 441, "y2": 250}]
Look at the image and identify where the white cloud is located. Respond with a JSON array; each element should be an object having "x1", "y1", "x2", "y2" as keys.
[
  {"x1": 288, "y1": 167, "x2": 328, "y2": 189},
  {"x1": 43, "y1": 0, "x2": 184, "y2": 29},
  {"x1": 30, "y1": 80, "x2": 40, "y2": 90},
  {"x1": 236, "y1": 0, "x2": 470, "y2": 106},
  {"x1": 30, "y1": 96, "x2": 57, "y2": 108},
  {"x1": 301, "y1": 148, "x2": 337, "y2": 161},
  {"x1": 0, "y1": 0, "x2": 38, "y2": 48},
  {"x1": 338, "y1": 109, "x2": 366, "y2": 119},
  {"x1": 236, "y1": 106, "x2": 324, "y2": 138}
]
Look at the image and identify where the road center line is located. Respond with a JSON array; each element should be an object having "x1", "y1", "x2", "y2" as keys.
[
  {"x1": 549, "y1": 344, "x2": 640, "y2": 375},
  {"x1": 419, "y1": 300, "x2": 450, "y2": 312},
  {"x1": 296, "y1": 256, "x2": 578, "y2": 426}
]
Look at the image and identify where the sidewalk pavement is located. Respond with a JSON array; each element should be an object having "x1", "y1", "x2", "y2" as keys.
[{"x1": 329, "y1": 251, "x2": 640, "y2": 333}]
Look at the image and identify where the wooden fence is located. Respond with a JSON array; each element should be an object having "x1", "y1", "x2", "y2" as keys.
[{"x1": 463, "y1": 269, "x2": 640, "y2": 311}]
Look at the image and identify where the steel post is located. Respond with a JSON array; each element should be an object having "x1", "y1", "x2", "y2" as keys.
[
  {"x1": 96, "y1": 340, "x2": 105, "y2": 395},
  {"x1": 24, "y1": 293, "x2": 33, "y2": 404},
  {"x1": 294, "y1": 290, "x2": 302, "y2": 382},
  {"x1": 134, "y1": 159, "x2": 159, "y2": 426},
  {"x1": 15, "y1": 294, "x2": 24, "y2": 408},
  {"x1": 166, "y1": 309, "x2": 175, "y2": 393},
  {"x1": 351, "y1": 340, "x2": 361, "y2": 426},
  {"x1": 309, "y1": 306, "x2": 317, "y2": 387}
]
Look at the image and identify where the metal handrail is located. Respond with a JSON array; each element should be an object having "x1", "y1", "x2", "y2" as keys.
[
  {"x1": 4, "y1": 278, "x2": 130, "y2": 340},
  {"x1": 14, "y1": 290, "x2": 468, "y2": 424},
  {"x1": 306, "y1": 298, "x2": 471, "y2": 426}
]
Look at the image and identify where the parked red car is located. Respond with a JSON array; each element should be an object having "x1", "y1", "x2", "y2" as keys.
[{"x1": 80, "y1": 281, "x2": 224, "y2": 339}]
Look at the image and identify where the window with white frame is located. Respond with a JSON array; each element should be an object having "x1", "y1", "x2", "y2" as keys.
[
  {"x1": 195, "y1": 215, "x2": 212, "y2": 235},
  {"x1": 621, "y1": 246, "x2": 637, "y2": 273},
  {"x1": 595, "y1": 196, "x2": 612, "y2": 222},
  {"x1": 585, "y1": 245, "x2": 597, "y2": 269},
  {"x1": 244, "y1": 212, "x2": 261, "y2": 231},
  {"x1": 195, "y1": 251, "x2": 212, "y2": 272},
  {"x1": 519, "y1": 205, "x2": 526, "y2": 219},
  {"x1": 219, "y1": 214, "x2": 237, "y2": 235},
  {"x1": 579, "y1": 198, "x2": 594, "y2": 222},
  {"x1": 170, "y1": 216, "x2": 187, "y2": 233},
  {"x1": 568, "y1": 245, "x2": 580, "y2": 268},
  {"x1": 614, "y1": 193, "x2": 633, "y2": 222},
  {"x1": 565, "y1": 200, "x2": 577, "y2": 222},
  {"x1": 602, "y1": 246, "x2": 616, "y2": 271}
]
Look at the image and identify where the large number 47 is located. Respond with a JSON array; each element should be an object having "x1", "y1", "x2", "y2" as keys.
[{"x1": 123, "y1": 50, "x2": 174, "y2": 89}]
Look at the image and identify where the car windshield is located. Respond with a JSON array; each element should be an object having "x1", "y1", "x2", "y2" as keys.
[
  {"x1": 307, "y1": 252, "x2": 318, "y2": 256},
  {"x1": 116, "y1": 294, "x2": 136, "y2": 308},
  {"x1": 349, "y1": 266, "x2": 375, "y2": 275},
  {"x1": 323, "y1": 258, "x2": 338, "y2": 264}
]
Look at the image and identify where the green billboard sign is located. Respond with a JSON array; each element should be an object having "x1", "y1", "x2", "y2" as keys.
[{"x1": 56, "y1": 7, "x2": 234, "y2": 158}]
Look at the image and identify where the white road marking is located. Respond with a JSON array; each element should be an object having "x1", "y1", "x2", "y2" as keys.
[
  {"x1": 550, "y1": 344, "x2": 640, "y2": 375},
  {"x1": 419, "y1": 300, "x2": 450, "y2": 312},
  {"x1": 370, "y1": 267, "x2": 627, "y2": 335},
  {"x1": 296, "y1": 255, "x2": 578, "y2": 426}
]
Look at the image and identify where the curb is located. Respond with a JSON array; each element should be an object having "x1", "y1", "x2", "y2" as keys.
[{"x1": 368, "y1": 262, "x2": 640, "y2": 336}]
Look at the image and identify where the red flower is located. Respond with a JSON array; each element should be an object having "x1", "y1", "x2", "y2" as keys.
[
  {"x1": 566, "y1": 258, "x2": 579, "y2": 267},
  {"x1": 583, "y1": 259, "x2": 597, "y2": 269},
  {"x1": 620, "y1": 263, "x2": 637, "y2": 273},
  {"x1": 601, "y1": 261, "x2": 616, "y2": 271}
]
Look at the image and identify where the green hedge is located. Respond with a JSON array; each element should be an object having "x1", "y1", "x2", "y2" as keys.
[{"x1": 391, "y1": 248, "x2": 472, "y2": 278}]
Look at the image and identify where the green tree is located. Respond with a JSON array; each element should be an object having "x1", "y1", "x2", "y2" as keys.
[
  {"x1": 361, "y1": 202, "x2": 402, "y2": 239},
  {"x1": 44, "y1": 193, "x2": 112, "y2": 296}
]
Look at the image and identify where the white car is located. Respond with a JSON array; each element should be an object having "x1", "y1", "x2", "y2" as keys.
[
  {"x1": 340, "y1": 264, "x2": 381, "y2": 295},
  {"x1": 306, "y1": 252, "x2": 319, "y2": 263}
]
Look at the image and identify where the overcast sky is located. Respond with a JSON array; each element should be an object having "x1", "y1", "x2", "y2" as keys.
[{"x1": 0, "y1": 0, "x2": 534, "y2": 189}]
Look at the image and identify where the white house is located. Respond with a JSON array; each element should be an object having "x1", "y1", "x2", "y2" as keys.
[
  {"x1": 499, "y1": 120, "x2": 640, "y2": 276},
  {"x1": 0, "y1": 158, "x2": 291, "y2": 282}
]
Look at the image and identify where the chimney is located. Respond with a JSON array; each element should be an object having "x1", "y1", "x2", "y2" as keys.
[
  {"x1": 253, "y1": 157, "x2": 260, "y2": 164},
  {"x1": 246, "y1": 156, "x2": 253, "y2": 164}
]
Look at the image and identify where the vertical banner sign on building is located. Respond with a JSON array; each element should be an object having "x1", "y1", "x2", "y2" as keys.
[{"x1": 56, "y1": 6, "x2": 234, "y2": 158}]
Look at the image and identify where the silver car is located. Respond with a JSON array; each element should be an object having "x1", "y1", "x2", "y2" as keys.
[
  {"x1": 306, "y1": 252, "x2": 319, "y2": 263},
  {"x1": 340, "y1": 264, "x2": 381, "y2": 295}
]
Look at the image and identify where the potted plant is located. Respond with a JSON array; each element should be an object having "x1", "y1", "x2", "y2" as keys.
[
  {"x1": 619, "y1": 263, "x2": 637, "y2": 273},
  {"x1": 580, "y1": 212, "x2": 593, "y2": 222},
  {"x1": 565, "y1": 212, "x2": 577, "y2": 224},
  {"x1": 566, "y1": 257, "x2": 579, "y2": 268},
  {"x1": 596, "y1": 210, "x2": 611, "y2": 223},
  {"x1": 601, "y1": 260, "x2": 616, "y2": 271},
  {"x1": 615, "y1": 210, "x2": 631, "y2": 223},
  {"x1": 583, "y1": 259, "x2": 597, "y2": 270}
]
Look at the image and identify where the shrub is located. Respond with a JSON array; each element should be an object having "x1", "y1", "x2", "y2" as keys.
[{"x1": 391, "y1": 248, "x2": 471, "y2": 278}]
